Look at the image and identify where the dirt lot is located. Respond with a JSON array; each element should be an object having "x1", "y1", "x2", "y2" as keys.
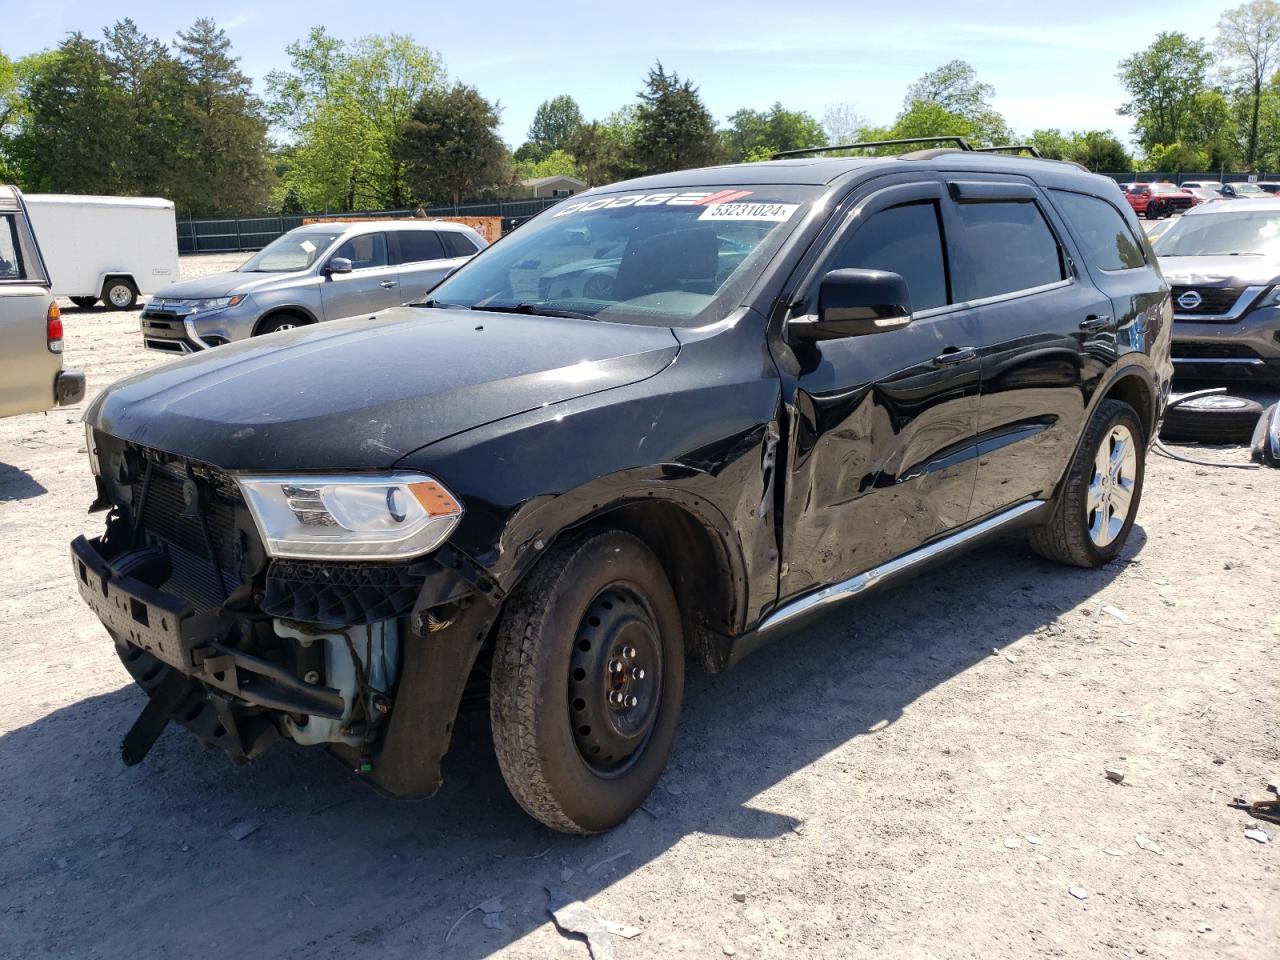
[{"x1": 1, "y1": 253, "x2": 1277, "y2": 960}]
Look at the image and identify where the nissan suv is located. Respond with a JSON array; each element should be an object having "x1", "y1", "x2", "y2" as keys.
[
  {"x1": 140, "y1": 220, "x2": 486, "y2": 353},
  {"x1": 72, "y1": 142, "x2": 1171, "y2": 834},
  {"x1": 1154, "y1": 196, "x2": 1280, "y2": 381}
]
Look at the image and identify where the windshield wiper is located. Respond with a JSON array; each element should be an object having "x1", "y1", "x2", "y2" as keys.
[
  {"x1": 411, "y1": 299, "x2": 465, "y2": 309},
  {"x1": 473, "y1": 303, "x2": 599, "y2": 322}
]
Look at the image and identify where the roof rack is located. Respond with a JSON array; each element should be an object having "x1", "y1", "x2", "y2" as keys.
[
  {"x1": 975, "y1": 144, "x2": 1043, "y2": 158},
  {"x1": 772, "y1": 136, "x2": 974, "y2": 159}
]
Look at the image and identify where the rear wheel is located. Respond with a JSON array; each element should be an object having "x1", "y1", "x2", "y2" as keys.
[
  {"x1": 489, "y1": 529, "x2": 684, "y2": 834},
  {"x1": 70, "y1": 296, "x2": 98, "y2": 309},
  {"x1": 1030, "y1": 400, "x2": 1145, "y2": 568},
  {"x1": 103, "y1": 279, "x2": 137, "y2": 310}
]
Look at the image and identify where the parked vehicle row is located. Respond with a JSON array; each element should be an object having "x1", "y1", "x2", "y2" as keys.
[{"x1": 70, "y1": 141, "x2": 1173, "y2": 833}]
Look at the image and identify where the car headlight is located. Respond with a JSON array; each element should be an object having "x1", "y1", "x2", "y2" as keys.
[
  {"x1": 1257, "y1": 285, "x2": 1280, "y2": 308},
  {"x1": 237, "y1": 473, "x2": 463, "y2": 560},
  {"x1": 186, "y1": 295, "x2": 246, "y2": 313}
]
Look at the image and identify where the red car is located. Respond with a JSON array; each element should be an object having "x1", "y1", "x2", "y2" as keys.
[{"x1": 1121, "y1": 182, "x2": 1195, "y2": 219}]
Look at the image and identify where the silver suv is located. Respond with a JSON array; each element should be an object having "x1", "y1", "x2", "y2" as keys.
[
  {"x1": 1155, "y1": 197, "x2": 1280, "y2": 382},
  {"x1": 140, "y1": 220, "x2": 487, "y2": 353}
]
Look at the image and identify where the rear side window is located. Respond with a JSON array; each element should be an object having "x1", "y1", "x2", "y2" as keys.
[
  {"x1": 1052, "y1": 191, "x2": 1145, "y2": 271},
  {"x1": 0, "y1": 215, "x2": 26, "y2": 280},
  {"x1": 334, "y1": 232, "x2": 388, "y2": 269},
  {"x1": 441, "y1": 231, "x2": 478, "y2": 258},
  {"x1": 950, "y1": 201, "x2": 1064, "y2": 301},
  {"x1": 397, "y1": 230, "x2": 447, "y2": 264},
  {"x1": 827, "y1": 201, "x2": 949, "y2": 311}
]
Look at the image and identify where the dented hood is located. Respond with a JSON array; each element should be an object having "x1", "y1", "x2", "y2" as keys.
[{"x1": 89, "y1": 306, "x2": 679, "y2": 471}]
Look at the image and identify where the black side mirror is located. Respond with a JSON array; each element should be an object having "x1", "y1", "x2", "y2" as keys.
[
  {"x1": 326, "y1": 257, "x2": 353, "y2": 275},
  {"x1": 789, "y1": 268, "x2": 913, "y2": 342}
]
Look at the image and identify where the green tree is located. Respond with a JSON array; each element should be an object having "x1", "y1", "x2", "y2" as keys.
[
  {"x1": 1071, "y1": 131, "x2": 1133, "y2": 171},
  {"x1": 522, "y1": 95, "x2": 583, "y2": 161},
  {"x1": 566, "y1": 109, "x2": 641, "y2": 186},
  {"x1": 1216, "y1": 0, "x2": 1280, "y2": 168},
  {"x1": 1028, "y1": 128, "x2": 1075, "y2": 160},
  {"x1": 720, "y1": 102, "x2": 826, "y2": 161},
  {"x1": 632, "y1": 62, "x2": 719, "y2": 174},
  {"x1": 513, "y1": 148, "x2": 580, "y2": 183},
  {"x1": 1117, "y1": 32, "x2": 1212, "y2": 153},
  {"x1": 173, "y1": 18, "x2": 272, "y2": 215},
  {"x1": 398, "y1": 83, "x2": 509, "y2": 206},
  {"x1": 901, "y1": 60, "x2": 1011, "y2": 144},
  {"x1": 889, "y1": 99, "x2": 979, "y2": 148},
  {"x1": 1146, "y1": 141, "x2": 1208, "y2": 171}
]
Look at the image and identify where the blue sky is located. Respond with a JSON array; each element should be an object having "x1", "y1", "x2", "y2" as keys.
[{"x1": 7, "y1": 0, "x2": 1225, "y2": 148}]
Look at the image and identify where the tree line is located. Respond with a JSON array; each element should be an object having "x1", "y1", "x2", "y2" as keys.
[{"x1": 1, "y1": 3, "x2": 1277, "y2": 218}]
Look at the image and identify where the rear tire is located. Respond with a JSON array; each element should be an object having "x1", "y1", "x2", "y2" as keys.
[
  {"x1": 103, "y1": 279, "x2": 137, "y2": 311},
  {"x1": 1030, "y1": 399, "x2": 1145, "y2": 568},
  {"x1": 489, "y1": 529, "x2": 684, "y2": 834},
  {"x1": 70, "y1": 296, "x2": 98, "y2": 309}
]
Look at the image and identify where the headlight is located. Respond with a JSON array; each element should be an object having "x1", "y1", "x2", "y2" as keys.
[
  {"x1": 1257, "y1": 285, "x2": 1280, "y2": 307},
  {"x1": 185, "y1": 295, "x2": 245, "y2": 313},
  {"x1": 237, "y1": 473, "x2": 463, "y2": 560}
]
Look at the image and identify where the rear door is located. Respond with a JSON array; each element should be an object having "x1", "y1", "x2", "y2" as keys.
[
  {"x1": 318, "y1": 231, "x2": 400, "y2": 319},
  {"x1": 941, "y1": 178, "x2": 1110, "y2": 518},
  {"x1": 390, "y1": 229, "x2": 458, "y2": 303},
  {"x1": 0, "y1": 209, "x2": 59, "y2": 418},
  {"x1": 775, "y1": 178, "x2": 981, "y2": 601}
]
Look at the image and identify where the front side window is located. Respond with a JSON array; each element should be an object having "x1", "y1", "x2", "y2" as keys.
[
  {"x1": 825, "y1": 201, "x2": 949, "y2": 311},
  {"x1": 950, "y1": 200, "x2": 1065, "y2": 301},
  {"x1": 240, "y1": 231, "x2": 341, "y2": 273},
  {"x1": 334, "y1": 232, "x2": 388, "y2": 270},
  {"x1": 0, "y1": 215, "x2": 26, "y2": 281},
  {"x1": 424, "y1": 184, "x2": 820, "y2": 328},
  {"x1": 396, "y1": 230, "x2": 446, "y2": 264},
  {"x1": 1052, "y1": 191, "x2": 1145, "y2": 271},
  {"x1": 441, "y1": 231, "x2": 478, "y2": 258}
]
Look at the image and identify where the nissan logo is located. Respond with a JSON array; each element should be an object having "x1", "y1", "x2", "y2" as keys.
[{"x1": 1177, "y1": 290, "x2": 1203, "y2": 310}]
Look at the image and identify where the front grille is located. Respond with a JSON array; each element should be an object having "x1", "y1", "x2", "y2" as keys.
[
  {"x1": 131, "y1": 454, "x2": 248, "y2": 608},
  {"x1": 1171, "y1": 342, "x2": 1260, "y2": 359},
  {"x1": 143, "y1": 338, "x2": 188, "y2": 353},
  {"x1": 1171, "y1": 286, "x2": 1250, "y2": 316}
]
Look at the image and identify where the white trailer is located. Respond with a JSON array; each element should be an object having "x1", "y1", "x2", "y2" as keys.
[{"x1": 23, "y1": 194, "x2": 179, "y2": 310}]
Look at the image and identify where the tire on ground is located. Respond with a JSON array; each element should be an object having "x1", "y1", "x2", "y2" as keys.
[
  {"x1": 70, "y1": 296, "x2": 98, "y2": 309},
  {"x1": 255, "y1": 313, "x2": 306, "y2": 336},
  {"x1": 1159, "y1": 394, "x2": 1264, "y2": 445},
  {"x1": 489, "y1": 528, "x2": 685, "y2": 834},
  {"x1": 102, "y1": 278, "x2": 137, "y2": 311},
  {"x1": 1030, "y1": 398, "x2": 1146, "y2": 568}
]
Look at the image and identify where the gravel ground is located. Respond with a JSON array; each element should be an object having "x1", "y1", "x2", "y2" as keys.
[{"x1": 0, "y1": 253, "x2": 1277, "y2": 960}]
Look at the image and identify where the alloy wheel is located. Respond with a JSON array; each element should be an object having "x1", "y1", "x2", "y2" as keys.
[{"x1": 1086, "y1": 424, "x2": 1138, "y2": 547}]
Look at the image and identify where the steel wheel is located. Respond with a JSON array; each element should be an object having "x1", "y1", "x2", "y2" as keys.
[
  {"x1": 1087, "y1": 424, "x2": 1138, "y2": 548},
  {"x1": 104, "y1": 281, "x2": 136, "y2": 310}
]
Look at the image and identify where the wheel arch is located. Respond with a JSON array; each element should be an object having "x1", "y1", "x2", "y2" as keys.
[
  {"x1": 1097, "y1": 365, "x2": 1157, "y2": 441},
  {"x1": 96, "y1": 272, "x2": 137, "y2": 299},
  {"x1": 253, "y1": 305, "x2": 317, "y2": 336}
]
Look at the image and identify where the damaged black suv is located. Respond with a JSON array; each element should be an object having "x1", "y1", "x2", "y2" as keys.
[{"x1": 74, "y1": 139, "x2": 1172, "y2": 834}]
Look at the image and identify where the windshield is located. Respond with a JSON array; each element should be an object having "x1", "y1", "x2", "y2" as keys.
[
  {"x1": 240, "y1": 231, "x2": 341, "y2": 272},
  {"x1": 1233, "y1": 183, "x2": 1265, "y2": 196},
  {"x1": 422, "y1": 185, "x2": 820, "y2": 327},
  {"x1": 1154, "y1": 210, "x2": 1280, "y2": 256}
]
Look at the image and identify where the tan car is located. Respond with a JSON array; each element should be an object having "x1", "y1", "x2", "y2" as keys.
[{"x1": 0, "y1": 185, "x2": 84, "y2": 417}]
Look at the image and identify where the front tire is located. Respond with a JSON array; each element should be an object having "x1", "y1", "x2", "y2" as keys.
[
  {"x1": 1145, "y1": 202, "x2": 1162, "y2": 220},
  {"x1": 489, "y1": 529, "x2": 684, "y2": 834},
  {"x1": 1030, "y1": 399, "x2": 1145, "y2": 568},
  {"x1": 256, "y1": 314, "x2": 304, "y2": 336}
]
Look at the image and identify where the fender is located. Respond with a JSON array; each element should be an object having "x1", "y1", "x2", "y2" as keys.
[
  {"x1": 254, "y1": 303, "x2": 320, "y2": 329},
  {"x1": 95, "y1": 271, "x2": 136, "y2": 298}
]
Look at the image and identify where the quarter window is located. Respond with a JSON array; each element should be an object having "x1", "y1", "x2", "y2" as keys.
[
  {"x1": 950, "y1": 200, "x2": 1065, "y2": 301},
  {"x1": 0, "y1": 215, "x2": 26, "y2": 281},
  {"x1": 396, "y1": 230, "x2": 446, "y2": 264},
  {"x1": 826, "y1": 201, "x2": 949, "y2": 311},
  {"x1": 334, "y1": 232, "x2": 388, "y2": 270},
  {"x1": 1051, "y1": 191, "x2": 1145, "y2": 270},
  {"x1": 440, "y1": 231, "x2": 478, "y2": 258}
]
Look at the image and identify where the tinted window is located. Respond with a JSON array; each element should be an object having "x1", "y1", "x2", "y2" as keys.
[
  {"x1": 0, "y1": 216, "x2": 26, "y2": 280},
  {"x1": 1052, "y1": 191, "x2": 1145, "y2": 270},
  {"x1": 827, "y1": 202, "x2": 948, "y2": 311},
  {"x1": 440, "y1": 231, "x2": 478, "y2": 258},
  {"x1": 951, "y1": 201, "x2": 1064, "y2": 301},
  {"x1": 334, "y1": 232, "x2": 388, "y2": 269},
  {"x1": 396, "y1": 230, "x2": 446, "y2": 263}
]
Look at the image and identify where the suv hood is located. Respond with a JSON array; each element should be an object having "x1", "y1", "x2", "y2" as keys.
[
  {"x1": 90, "y1": 307, "x2": 679, "y2": 470},
  {"x1": 1158, "y1": 254, "x2": 1280, "y2": 287},
  {"x1": 150, "y1": 271, "x2": 309, "y2": 300}
]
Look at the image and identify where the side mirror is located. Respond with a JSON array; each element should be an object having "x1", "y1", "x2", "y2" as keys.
[
  {"x1": 789, "y1": 268, "x2": 913, "y2": 342},
  {"x1": 326, "y1": 257, "x2": 353, "y2": 275}
]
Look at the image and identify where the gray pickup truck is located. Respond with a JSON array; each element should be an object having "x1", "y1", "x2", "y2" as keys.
[
  {"x1": 0, "y1": 185, "x2": 85, "y2": 418},
  {"x1": 140, "y1": 220, "x2": 487, "y2": 353}
]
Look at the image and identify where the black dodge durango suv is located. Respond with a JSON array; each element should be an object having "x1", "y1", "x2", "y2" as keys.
[{"x1": 74, "y1": 139, "x2": 1172, "y2": 834}]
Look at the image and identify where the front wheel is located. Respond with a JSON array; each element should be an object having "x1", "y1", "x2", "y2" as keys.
[
  {"x1": 489, "y1": 529, "x2": 684, "y2": 834},
  {"x1": 1030, "y1": 399, "x2": 1145, "y2": 568},
  {"x1": 1144, "y1": 202, "x2": 1162, "y2": 220}
]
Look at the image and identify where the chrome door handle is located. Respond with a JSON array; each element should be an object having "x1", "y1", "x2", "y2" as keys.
[
  {"x1": 380, "y1": 280, "x2": 398, "y2": 288},
  {"x1": 1080, "y1": 314, "x2": 1111, "y2": 331},
  {"x1": 934, "y1": 346, "x2": 977, "y2": 365}
]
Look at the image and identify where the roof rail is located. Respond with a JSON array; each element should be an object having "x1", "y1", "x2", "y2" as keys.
[
  {"x1": 974, "y1": 144, "x2": 1043, "y2": 158},
  {"x1": 772, "y1": 136, "x2": 974, "y2": 159}
]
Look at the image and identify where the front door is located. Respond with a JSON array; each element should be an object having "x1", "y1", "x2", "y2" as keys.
[
  {"x1": 319, "y1": 231, "x2": 400, "y2": 320},
  {"x1": 775, "y1": 180, "x2": 981, "y2": 603},
  {"x1": 390, "y1": 229, "x2": 461, "y2": 303}
]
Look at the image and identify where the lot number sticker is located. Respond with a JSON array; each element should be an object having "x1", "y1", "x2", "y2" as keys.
[{"x1": 698, "y1": 202, "x2": 799, "y2": 222}]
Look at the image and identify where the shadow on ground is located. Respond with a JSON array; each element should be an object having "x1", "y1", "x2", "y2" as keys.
[
  {"x1": 0, "y1": 461, "x2": 48, "y2": 502},
  {"x1": 0, "y1": 528, "x2": 1143, "y2": 960}
]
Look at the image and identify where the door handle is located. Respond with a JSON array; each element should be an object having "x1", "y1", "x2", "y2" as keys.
[
  {"x1": 380, "y1": 280, "x2": 398, "y2": 288},
  {"x1": 1080, "y1": 314, "x2": 1111, "y2": 331},
  {"x1": 934, "y1": 346, "x2": 977, "y2": 365}
]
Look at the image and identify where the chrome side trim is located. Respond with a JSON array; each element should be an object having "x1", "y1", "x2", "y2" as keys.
[
  {"x1": 757, "y1": 500, "x2": 1046, "y2": 640},
  {"x1": 1172, "y1": 285, "x2": 1266, "y2": 321},
  {"x1": 182, "y1": 317, "x2": 214, "y2": 351},
  {"x1": 1172, "y1": 357, "x2": 1265, "y2": 366}
]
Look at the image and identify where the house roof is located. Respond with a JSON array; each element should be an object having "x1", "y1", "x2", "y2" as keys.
[{"x1": 521, "y1": 175, "x2": 588, "y2": 188}]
